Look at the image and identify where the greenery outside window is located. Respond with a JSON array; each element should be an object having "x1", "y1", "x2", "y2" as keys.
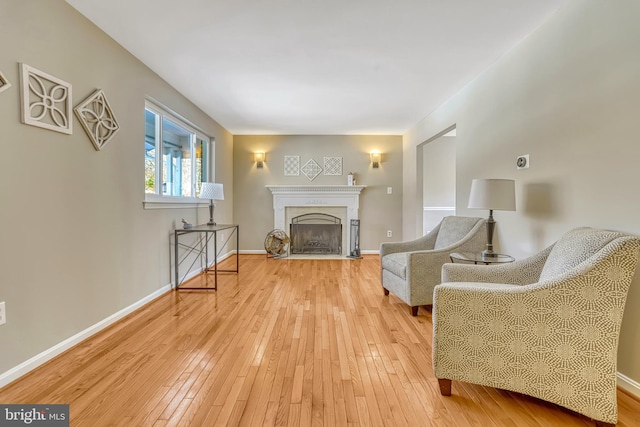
[{"x1": 144, "y1": 100, "x2": 211, "y2": 206}]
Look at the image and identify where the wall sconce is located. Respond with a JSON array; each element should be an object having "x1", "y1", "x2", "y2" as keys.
[
  {"x1": 370, "y1": 152, "x2": 381, "y2": 168},
  {"x1": 254, "y1": 152, "x2": 265, "y2": 168}
]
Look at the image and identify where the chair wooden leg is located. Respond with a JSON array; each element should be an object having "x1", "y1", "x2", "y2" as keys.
[
  {"x1": 383, "y1": 287, "x2": 389, "y2": 296},
  {"x1": 438, "y1": 378, "x2": 452, "y2": 396},
  {"x1": 411, "y1": 306, "x2": 419, "y2": 316},
  {"x1": 594, "y1": 421, "x2": 615, "y2": 427}
]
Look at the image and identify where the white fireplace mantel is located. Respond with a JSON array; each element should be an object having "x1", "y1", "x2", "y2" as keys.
[
  {"x1": 266, "y1": 185, "x2": 366, "y2": 255},
  {"x1": 266, "y1": 185, "x2": 366, "y2": 195}
]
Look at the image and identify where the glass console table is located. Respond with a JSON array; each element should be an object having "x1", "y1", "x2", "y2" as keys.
[
  {"x1": 449, "y1": 252, "x2": 515, "y2": 265},
  {"x1": 173, "y1": 224, "x2": 239, "y2": 290}
]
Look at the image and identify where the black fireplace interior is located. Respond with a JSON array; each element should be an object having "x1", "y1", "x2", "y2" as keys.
[{"x1": 290, "y1": 213, "x2": 342, "y2": 255}]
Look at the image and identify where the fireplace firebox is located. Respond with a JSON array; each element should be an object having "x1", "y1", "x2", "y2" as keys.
[{"x1": 290, "y1": 213, "x2": 342, "y2": 255}]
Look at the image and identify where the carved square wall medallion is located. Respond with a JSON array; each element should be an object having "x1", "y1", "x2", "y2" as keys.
[
  {"x1": 20, "y1": 63, "x2": 72, "y2": 134},
  {"x1": 74, "y1": 89, "x2": 120, "y2": 151},
  {"x1": 323, "y1": 157, "x2": 342, "y2": 175},
  {"x1": 0, "y1": 70, "x2": 11, "y2": 94},
  {"x1": 301, "y1": 158, "x2": 323, "y2": 181},
  {"x1": 284, "y1": 155, "x2": 300, "y2": 176}
]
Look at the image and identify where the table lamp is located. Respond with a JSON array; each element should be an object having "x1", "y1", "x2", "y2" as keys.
[
  {"x1": 468, "y1": 178, "x2": 515, "y2": 258},
  {"x1": 199, "y1": 182, "x2": 224, "y2": 225}
]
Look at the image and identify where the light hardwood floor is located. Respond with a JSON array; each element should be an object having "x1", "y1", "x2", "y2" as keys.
[{"x1": 1, "y1": 255, "x2": 639, "y2": 426}]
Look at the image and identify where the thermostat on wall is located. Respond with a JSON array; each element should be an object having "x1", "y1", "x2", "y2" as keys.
[{"x1": 516, "y1": 154, "x2": 529, "y2": 169}]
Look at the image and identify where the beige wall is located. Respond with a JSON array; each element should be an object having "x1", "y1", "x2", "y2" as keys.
[
  {"x1": 423, "y1": 135, "x2": 456, "y2": 207},
  {"x1": 0, "y1": 0, "x2": 233, "y2": 375},
  {"x1": 404, "y1": 0, "x2": 640, "y2": 383},
  {"x1": 233, "y1": 135, "x2": 402, "y2": 252}
]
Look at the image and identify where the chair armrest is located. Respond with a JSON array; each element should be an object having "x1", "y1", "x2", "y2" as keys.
[
  {"x1": 441, "y1": 244, "x2": 554, "y2": 285},
  {"x1": 407, "y1": 249, "x2": 457, "y2": 277},
  {"x1": 380, "y1": 224, "x2": 440, "y2": 257},
  {"x1": 402, "y1": 249, "x2": 458, "y2": 301}
]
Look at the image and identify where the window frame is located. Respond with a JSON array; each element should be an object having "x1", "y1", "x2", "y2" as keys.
[{"x1": 143, "y1": 99, "x2": 213, "y2": 209}]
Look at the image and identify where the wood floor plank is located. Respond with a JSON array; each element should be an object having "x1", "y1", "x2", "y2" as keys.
[{"x1": 1, "y1": 255, "x2": 638, "y2": 426}]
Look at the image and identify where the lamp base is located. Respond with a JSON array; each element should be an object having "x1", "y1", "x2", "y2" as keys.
[
  {"x1": 483, "y1": 210, "x2": 497, "y2": 258},
  {"x1": 481, "y1": 249, "x2": 498, "y2": 258},
  {"x1": 207, "y1": 201, "x2": 216, "y2": 226}
]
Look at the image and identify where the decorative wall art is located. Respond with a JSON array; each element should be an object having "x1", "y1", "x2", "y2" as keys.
[
  {"x1": 284, "y1": 155, "x2": 300, "y2": 176},
  {"x1": 0, "y1": 70, "x2": 11, "y2": 94},
  {"x1": 301, "y1": 158, "x2": 323, "y2": 181},
  {"x1": 74, "y1": 89, "x2": 120, "y2": 151},
  {"x1": 323, "y1": 157, "x2": 343, "y2": 175},
  {"x1": 20, "y1": 63, "x2": 72, "y2": 134}
]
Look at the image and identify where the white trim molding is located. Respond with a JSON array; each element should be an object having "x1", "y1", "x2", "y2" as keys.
[
  {"x1": 266, "y1": 185, "x2": 366, "y2": 195},
  {"x1": 617, "y1": 372, "x2": 640, "y2": 399},
  {"x1": 143, "y1": 193, "x2": 209, "y2": 210}
]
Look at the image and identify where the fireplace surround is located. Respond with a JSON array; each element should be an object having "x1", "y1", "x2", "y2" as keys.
[{"x1": 266, "y1": 185, "x2": 366, "y2": 256}]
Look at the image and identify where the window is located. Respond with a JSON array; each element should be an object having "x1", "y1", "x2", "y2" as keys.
[{"x1": 144, "y1": 101, "x2": 211, "y2": 203}]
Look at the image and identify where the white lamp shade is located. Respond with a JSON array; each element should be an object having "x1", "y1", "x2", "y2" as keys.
[
  {"x1": 199, "y1": 182, "x2": 224, "y2": 200},
  {"x1": 468, "y1": 179, "x2": 515, "y2": 211}
]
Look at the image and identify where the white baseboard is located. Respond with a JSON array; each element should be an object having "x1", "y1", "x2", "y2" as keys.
[
  {"x1": 0, "y1": 252, "x2": 238, "y2": 389},
  {"x1": 0, "y1": 284, "x2": 171, "y2": 389},
  {"x1": 239, "y1": 250, "x2": 380, "y2": 255},
  {"x1": 618, "y1": 372, "x2": 640, "y2": 399}
]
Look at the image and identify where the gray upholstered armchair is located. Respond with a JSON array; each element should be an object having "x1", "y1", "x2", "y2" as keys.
[
  {"x1": 380, "y1": 216, "x2": 486, "y2": 316},
  {"x1": 433, "y1": 227, "x2": 640, "y2": 427}
]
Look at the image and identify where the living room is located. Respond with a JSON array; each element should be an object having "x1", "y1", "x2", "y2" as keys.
[{"x1": 1, "y1": 0, "x2": 640, "y2": 426}]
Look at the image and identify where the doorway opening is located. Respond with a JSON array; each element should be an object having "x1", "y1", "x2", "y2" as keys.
[{"x1": 416, "y1": 126, "x2": 456, "y2": 236}]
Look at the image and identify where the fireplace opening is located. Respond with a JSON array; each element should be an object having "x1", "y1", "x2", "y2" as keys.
[{"x1": 290, "y1": 213, "x2": 342, "y2": 255}]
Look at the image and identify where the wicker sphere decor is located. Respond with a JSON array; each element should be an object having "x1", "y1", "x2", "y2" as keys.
[{"x1": 265, "y1": 229, "x2": 290, "y2": 258}]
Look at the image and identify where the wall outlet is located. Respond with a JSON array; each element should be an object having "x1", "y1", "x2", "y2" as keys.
[
  {"x1": 387, "y1": 187, "x2": 393, "y2": 194},
  {"x1": 387, "y1": 230, "x2": 392, "y2": 238},
  {"x1": 0, "y1": 301, "x2": 6, "y2": 326}
]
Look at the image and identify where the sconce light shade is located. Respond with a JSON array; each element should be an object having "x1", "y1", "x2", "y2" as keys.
[
  {"x1": 370, "y1": 152, "x2": 381, "y2": 168},
  {"x1": 254, "y1": 152, "x2": 265, "y2": 168}
]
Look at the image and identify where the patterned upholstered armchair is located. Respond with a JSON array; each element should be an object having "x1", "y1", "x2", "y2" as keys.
[
  {"x1": 380, "y1": 216, "x2": 486, "y2": 316},
  {"x1": 433, "y1": 227, "x2": 640, "y2": 427}
]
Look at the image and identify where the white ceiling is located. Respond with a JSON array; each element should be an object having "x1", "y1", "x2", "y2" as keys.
[{"x1": 66, "y1": 0, "x2": 570, "y2": 135}]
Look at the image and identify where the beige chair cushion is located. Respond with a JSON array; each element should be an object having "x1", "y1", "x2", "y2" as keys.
[{"x1": 381, "y1": 252, "x2": 407, "y2": 279}]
